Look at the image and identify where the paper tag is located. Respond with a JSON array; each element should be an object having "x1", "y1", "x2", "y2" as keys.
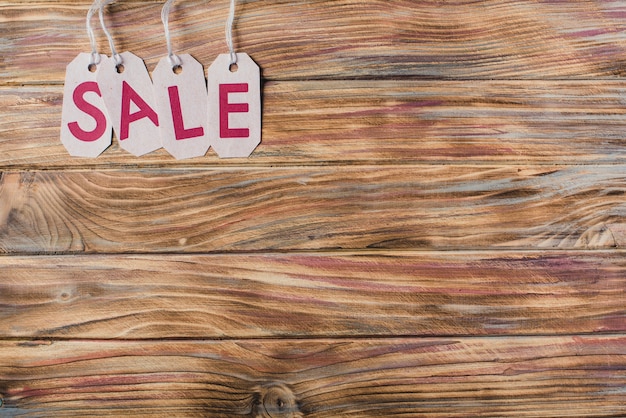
[
  {"x1": 152, "y1": 54, "x2": 210, "y2": 160},
  {"x1": 207, "y1": 53, "x2": 261, "y2": 158},
  {"x1": 97, "y1": 51, "x2": 162, "y2": 156},
  {"x1": 60, "y1": 53, "x2": 112, "y2": 157}
]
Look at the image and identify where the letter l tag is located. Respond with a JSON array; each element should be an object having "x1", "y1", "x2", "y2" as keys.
[
  {"x1": 60, "y1": 52, "x2": 112, "y2": 157},
  {"x1": 152, "y1": 54, "x2": 210, "y2": 160},
  {"x1": 97, "y1": 51, "x2": 162, "y2": 157},
  {"x1": 207, "y1": 53, "x2": 261, "y2": 158}
]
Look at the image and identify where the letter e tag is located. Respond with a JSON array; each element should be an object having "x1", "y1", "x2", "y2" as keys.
[
  {"x1": 152, "y1": 54, "x2": 210, "y2": 160},
  {"x1": 207, "y1": 53, "x2": 261, "y2": 158},
  {"x1": 97, "y1": 51, "x2": 162, "y2": 157},
  {"x1": 60, "y1": 53, "x2": 112, "y2": 157}
]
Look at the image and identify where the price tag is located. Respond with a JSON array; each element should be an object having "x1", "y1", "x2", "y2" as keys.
[
  {"x1": 207, "y1": 53, "x2": 261, "y2": 158},
  {"x1": 153, "y1": 54, "x2": 210, "y2": 160},
  {"x1": 60, "y1": 52, "x2": 112, "y2": 157},
  {"x1": 97, "y1": 51, "x2": 162, "y2": 156}
]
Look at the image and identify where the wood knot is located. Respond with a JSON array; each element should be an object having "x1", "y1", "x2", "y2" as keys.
[{"x1": 254, "y1": 383, "x2": 302, "y2": 418}]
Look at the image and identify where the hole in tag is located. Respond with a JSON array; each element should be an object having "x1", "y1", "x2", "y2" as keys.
[
  {"x1": 116, "y1": 64, "x2": 125, "y2": 74},
  {"x1": 88, "y1": 63, "x2": 97, "y2": 73},
  {"x1": 172, "y1": 65, "x2": 183, "y2": 75},
  {"x1": 229, "y1": 63, "x2": 238, "y2": 73}
]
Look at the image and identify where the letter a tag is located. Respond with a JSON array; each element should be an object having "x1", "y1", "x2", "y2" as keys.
[
  {"x1": 97, "y1": 51, "x2": 161, "y2": 156},
  {"x1": 207, "y1": 53, "x2": 261, "y2": 158},
  {"x1": 153, "y1": 54, "x2": 210, "y2": 160},
  {"x1": 60, "y1": 53, "x2": 112, "y2": 157}
]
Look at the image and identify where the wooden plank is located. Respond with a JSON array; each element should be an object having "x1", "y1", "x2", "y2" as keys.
[
  {"x1": 3, "y1": 0, "x2": 626, "y2": 84},
  {"x1": 2, "y1": 81, "x2": 626, "y2": 169},
  {"x1": 0, "y1": 252, "x2": 623, "y2": 339},
  {"x1": 0, "y1": 336, "x2": 624, "y2": 416},
  {"x1": 0, "y1": 166, "x2": 624, "y2": 253}
]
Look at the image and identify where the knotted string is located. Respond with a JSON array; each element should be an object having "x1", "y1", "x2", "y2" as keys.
[
  {"x1": 226, "y1": 0, "x2": 237, "y2": 65},
  {"x1": 161, "y1": 0, "x2": 183, "y2": 68},
  {"x1": 99, "y1": 0, "x2": 123, "y2": 66},
  {"x1": 86, "y1": 0, "x2": 102, "y2": 65}
]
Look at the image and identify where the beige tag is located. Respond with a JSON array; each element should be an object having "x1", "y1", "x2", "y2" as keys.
[
  {"x1": 152, "y1": 54, "x2": 210, "y2": 160},
  {"x1": 60, "y1": 53, "x2": 112, "y2": 157},
  {"x1": 97, "y1": 51, "x2": 162, "y2": 157},
  {"x1": 207, "y1": 53, "x2": 261, "y2": 158}
]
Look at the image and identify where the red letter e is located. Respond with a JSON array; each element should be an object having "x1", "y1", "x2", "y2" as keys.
[{"x1": 219, "y1": 83, "x2": 249, "y2": 138}]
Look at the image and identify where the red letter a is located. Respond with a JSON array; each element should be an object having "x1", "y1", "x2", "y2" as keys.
[{"x1": 120, "y1": 80, "x2": 159, "y2": 140}]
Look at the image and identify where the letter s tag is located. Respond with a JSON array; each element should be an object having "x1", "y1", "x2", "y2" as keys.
[
  {"x1": 97, "y1": 51, "x2": 162, "y2": 157},
  {"x1": 60, "y1": 52, "x2": 112, "y2": 157},
  {"x1": 207, "y1": 53, "x2": 261, "y2": 158},
  {"x1": 152, "y1": 54, "x2": 210, "y2": 160}
]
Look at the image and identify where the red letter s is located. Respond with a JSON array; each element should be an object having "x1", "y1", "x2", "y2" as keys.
[{"x1": 68, "y1": 81, "x2": 107, "y2": 142}]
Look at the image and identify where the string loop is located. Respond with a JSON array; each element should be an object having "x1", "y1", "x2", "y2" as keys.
[
  {"x1": 86, "y1": 0, "x2": 102, "y2": 65},
  {"x1": 99, "y1": 0, "x2": 123, "y2": 66},
  {"x1": 161, "y1": 0, "x2": 182, "y2": 68},
  {"x1": 226, "y1": 0, "x2": 237, "y2": 65},
  {"x1": 90, "y1": 0, "x2": 240, "y2": 68}
]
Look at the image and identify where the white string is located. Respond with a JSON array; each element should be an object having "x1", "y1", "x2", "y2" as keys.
[
  {"x1": 161, "y1": 0, "x2": 182, "y2": 68},
  {"x1": 225, "y1": 0, "x2": 237, "y2": 65},
  {"x1": 99, "y1": 0, "x2": 123, "y2": 66},
  {"x1": 86, "y1": 0, "x2": 102, "y2": 65}
]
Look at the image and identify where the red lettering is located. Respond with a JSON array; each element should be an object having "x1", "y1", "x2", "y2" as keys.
[
  {"x1": 219, "y1": 83, "x2": 249, "y2": 138},
  {"x1": 168, "y1": 86, "x2": 204, "y2": 140},
  {"x1": 68, "y1": 81, "x2": 107, "y2": 142},
  {"x1": 120, "y1": 80, "x2": 159, "y2": 140}
]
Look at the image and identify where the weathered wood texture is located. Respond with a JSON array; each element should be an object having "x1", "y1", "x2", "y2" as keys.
[
  {"x1": 0, "y1": 336, "x2": 624, "y2": 417},
  {"x1": 1, "y1": 0, "x2": 625, "y2": 416},
  {"x1": 1, "y1": 167, "x2": 624, "y2": 253},
  {"x1": 0, "y1": 253, "x2": 623, "y2": 339},
  {"x1": 3, "y1": 0, "x2": 626, "y2": 84},
  {"x1": 2, "y1": 81, "x2": 626, "y2": 168}
]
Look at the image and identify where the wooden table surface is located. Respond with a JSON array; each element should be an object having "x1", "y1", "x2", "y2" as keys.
[{"x1": 0, "y1": 1, "x2": 624, "y2": 416}]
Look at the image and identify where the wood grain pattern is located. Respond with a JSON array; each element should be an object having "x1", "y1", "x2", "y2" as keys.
[
  {"x1": 1, "y1": 81, "x2": 626, "y2": 168},
  {"x1": 0, "y1": 336, "x2": 624, "y2": 417},
  {"x1": 1, "y1": 166, "x2": 624, "y2": 253},
  {"x1": 1, "y1": 0, "x2": 625, "y2": 415},
  {"x1": 2, "y1": 0, "x2": 626, "y2": 84},
  {"x1": 0, "y1": 252, "x2": 623, "y2": 339}
]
